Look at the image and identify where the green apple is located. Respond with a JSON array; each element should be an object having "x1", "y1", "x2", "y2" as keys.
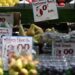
[
  {"x1": 13, "y1": 58, "x2": 23, "y2": 72},
  {"x1": 0, "y1": 68, "x2": 3, "y2": 75},
  {"x1": 19, "y1": 68, "x2": 28, "y2": 75},
  {"x1": 9, "y1": 69, "x2": 18, "y2": 75},
  {"x1": 8, "y1": 58, "x2": 16, "y2": 69},
  {"x1": 22, "y1": 59, "x2": 28, "y2": 68},
  {"x1": 26, "y1": 61, "x2": 36, "y2": 70},
  {"x1": 29, "y1": 69, "x2": 37, "y2": 75}
]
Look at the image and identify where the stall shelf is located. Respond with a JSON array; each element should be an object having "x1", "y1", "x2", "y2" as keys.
[{"x1": 0, "y1": 4, "x2": 75, "y2": 24}]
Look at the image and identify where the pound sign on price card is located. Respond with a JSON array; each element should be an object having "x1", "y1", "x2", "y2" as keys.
[{"x1": 56, "y1": 49, "x2": 62, "y2": 56}]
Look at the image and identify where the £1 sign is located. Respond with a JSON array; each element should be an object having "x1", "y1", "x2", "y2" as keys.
[{"x1": 2, "y1": 36, "x2": 33, "y2": 58}]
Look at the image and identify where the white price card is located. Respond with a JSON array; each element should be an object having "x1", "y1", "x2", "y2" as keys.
[
  {"x1": 2, "y1": 36, "x2": 33, "y2": 57},
  {"x1": 2, "y1": 36, "x2": 33, "y2": 71},
  {"x1": 0, "y1": 13, "x2": 13, "y2": 28},
  {"x1": 32, "y1": 0, "x2": 58, "y2": 22},
  {"x1": 0, "y1": 28, "x2": 12, "y2": 57},
  {"x1": 53, "y1": 36, "x2": 75, "y2": 65},
  {"x1": 0, "y1": 13, "x2": 13, "y2": 58}
]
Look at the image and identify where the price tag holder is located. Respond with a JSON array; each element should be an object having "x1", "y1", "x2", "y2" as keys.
[{"x1": 2, "y1": 36, "x2": 33, "y2": 71}]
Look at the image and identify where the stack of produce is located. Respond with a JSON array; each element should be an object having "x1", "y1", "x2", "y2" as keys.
[
  {"x1": 8, "y1": 54, "x2": 39, "y2": 75},
  {"x1": 0, "y1": 58, "x2": 3, "y2": 75},
  {"x1": 19, "y1": 24, "x2": 57, "y2": 44},
  {"x1": 0, "y1": 0, "x2": 19, "y2": 7},
  {"x1": 19, "y1": 24, "x2": 44, "y2": 44}
]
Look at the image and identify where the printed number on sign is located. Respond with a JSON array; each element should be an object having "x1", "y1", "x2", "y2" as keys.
[
  {"x1": 56, "y1": 49, "x2": 74, "y2": 56},
  {"x1": 17, "y1": 44, "x2": 30, "y2": 50},
  {"x1": 64, "y1": 49, "x2": 73, "y2": 55},
  {"x1": 42, "y1": 5, "x2": 47, "y2": 10}
]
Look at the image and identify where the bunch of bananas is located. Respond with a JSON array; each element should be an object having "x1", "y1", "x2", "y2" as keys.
[{"x1": 0, "y1": 0, "x2": 19, "y2": 7}]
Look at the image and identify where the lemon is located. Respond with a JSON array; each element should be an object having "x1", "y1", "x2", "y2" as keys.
[
  {"x1": 0, "y1": 3, "x2": 2, "y2": 7},
  {"x1": 14, "y1": 0, "x2": 19, "y2": 3},
  {"x1": 9, "y1": 2, "x2": 15, "y2": 6},
  {"x1": 0, "y1": 0, "x2": 3, "y2": 3},
  {"x1": 1, "y1": 1, "x2": 7, "y2": 7},
  {"x1": 6, "y1": 0, "x2": 13, "y2": 4},
  {"x1": 4, "y1": 3, "x2": 9, "y2": 7},
  {"x1": 0, "y1": 68, "x2": 3, "y2": 75},
  {"x1": 1, "y1": 0, "x2": 6, "y2": 4}
]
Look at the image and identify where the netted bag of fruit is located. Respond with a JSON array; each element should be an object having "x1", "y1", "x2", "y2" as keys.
[
  {"x1": 0, "y1": 57, "x2": 4, "y2": 75},
  {"x1": 0, "y1": 0, "x2": 19, "y2": 7},
  {"x1": 8, "y1": 53, "x2": 39, "y2": 75}
]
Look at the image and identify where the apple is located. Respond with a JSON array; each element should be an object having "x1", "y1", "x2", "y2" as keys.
[
  {"x1": 22, "y1": 59, "x2": 28, "y2": 68},
  {"x1": 59, "y1": 2, "x2": 65, "y2": 6},
  {"x1": 0, "y1": 68, "x2": 3, "y2": 75},
  {"x1": 19, "y1": 55, "x2": 26, "y2": 61},
  {"x1": 13, "y1": 58, "x2": 23, "y2": 72},
  {"x1": 25, "y1": 54, "x2": 33, "y2": 62},
  {"x1": 9, "y1": 69, "x2": 18, "y2": 75},
  {"x1": 26, "y1": 61, "x2": 36, "y2": 70},
  {"x1": 8, "y1": 58, "x2": 16, "y2": 68},
  {"x1": 29, "y1": 69, "x2": 37, "y2": 75},
  {"x1": 19, "y1": 68, "x2": 28, "y2": 75}
]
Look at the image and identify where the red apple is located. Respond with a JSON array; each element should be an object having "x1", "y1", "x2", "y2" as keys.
[{"x1": 59, "y1": 2, "x2": 65, "y2": 6}]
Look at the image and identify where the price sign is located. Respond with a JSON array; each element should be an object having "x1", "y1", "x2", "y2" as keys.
[
  {"x1": 2, "y1": 36, "x2": 33, "y2": 57},
  {"x1": 54, "y1": 37, "x2": 75, "y2": 58},
  {"x1": 2, "y1": 36, "x2": 32, "y2": 70},
  {"x1": 32, "y1": 0, "x2": 58, "y2": 22},
  {"x1": 0, "y1": 28, "x2": 12, "y2": 57},
  {"x1": 52, "y1": 36, "x2": 75, "y2": 68},
  {"x1": 0, "y1": 13, "x2": 13, "y2": 58},
  {"x1": 0, "y1": 13, "x2": 13, "y2": 27}
]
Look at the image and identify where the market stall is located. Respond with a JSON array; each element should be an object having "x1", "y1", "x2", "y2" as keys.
[{"x1": 0, "y1": 0, "x2": 75, "y2": 75}]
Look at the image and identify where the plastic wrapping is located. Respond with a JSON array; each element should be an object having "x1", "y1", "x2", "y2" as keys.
[{"x1": 37, "y1": 31, "x2": 75, "y2": 75}]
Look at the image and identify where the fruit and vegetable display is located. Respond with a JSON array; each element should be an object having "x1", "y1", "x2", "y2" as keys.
[
  {"x1": 8, "y1": 53, "x2": 39, "y2": 75},
  {"x1": 38, "y1": 65, "x2": 75, "y2": 75},
  {"x1": 0, "y1": 0, "x2": 19, "y2": 7},
  {"x1": 19, "y1": 24, "x2": 57, "y2": 44},
  {"x1": 0, "y1": 58, "x2": 3, "y2": 75}
]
